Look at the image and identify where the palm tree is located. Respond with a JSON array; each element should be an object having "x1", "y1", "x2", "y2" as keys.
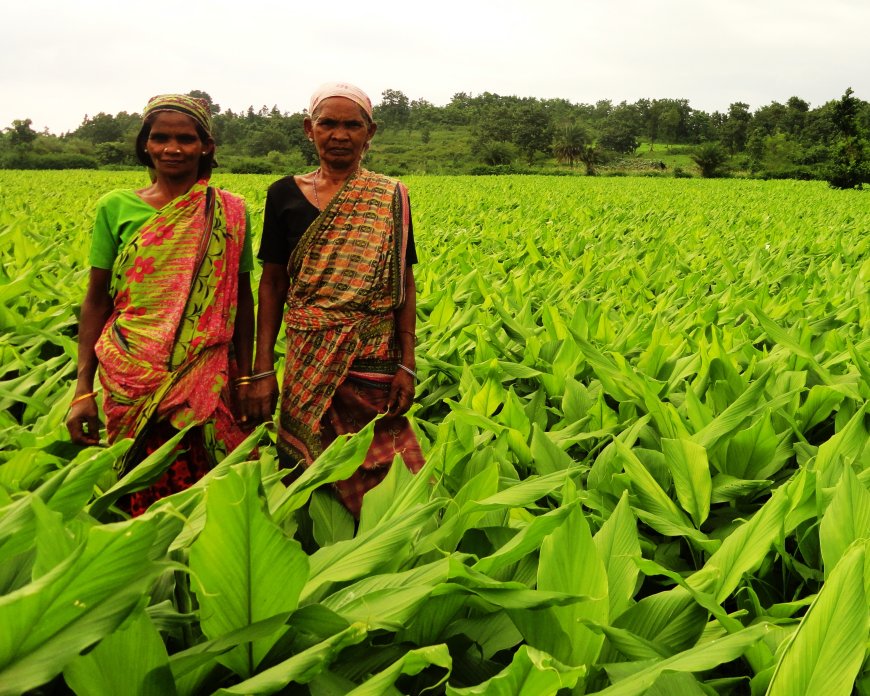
[{"x1": 553, "y1": 123, "x2": 598, "y2": 174}]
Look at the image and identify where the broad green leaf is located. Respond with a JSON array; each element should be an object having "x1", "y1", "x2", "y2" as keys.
[
  {"x1": 613, "y1": 438, "x2": 693, "y2": 531},
  {"x1": 348, "y1": 644, "x2": 452, "y2": 695},
  {"x1": 766, "y1": 541, "x2": 868, "y2": 696},
  {"x1": 587, "y1": 624, "x2": 768, "y2": 695},
  {"x1": 722, "y1": 413, "x2": 779, "y2": 480},
  {"x1": 213, "y1": 623, "x2": 368, "y2": 695},
  {"x1": 0, "y1": 441, "x2": 126, "y2": 561},
  {"x1": 529, "y1": 424, "x2": 576, "y2": 475},
  {"x1": 662, "y1": 438, "x2": 711, "y2": 527},
  {"x1": 796, "y1": 385, "x2": 845, "y2": 432},
  {"x1": 515, "y1": 504, "x2": 607, "y2": 668},
  {"x1": 593, "y1": 492, "x2": 641, "y2": 620},
  {"x1": 688, "y1": 469, "x2": 799, "y2": 602},
  {"x1": 446, "y1": 644, "x2": 584, "y2": 695},
  {"x1": 310, "y1": 488, "x2": 355, "y2": 547},
  {"x1": 691, "y1": 370, "x2": 772, "y2": 450},
  {"x1": 472, "y1": 501, "x2": 578, "y2": 575},
  {"x1": 814, "y1": 403, "x2": 869, "y2": 490},
  {"x1": 87, "y1": 426, "x2": 191, "y2": 519},
  {"x1": 63, "y1": 608, "x2": 175, "y2": 696},
  {"x1": 304, "y1": 499, "x2": 444, "y2": 600},
  {"x1": 271, "y1": 420, "x2": 377, "y2": 521},
  {"x1": 0, "y1": 516, "x2": 165, "y2": 696},
  {"x1": 819, "y1": 465, "x2": 870, "y2": 575},
  {"x1": 190, "y1": 463, "x2": 309, "y2": 678}
]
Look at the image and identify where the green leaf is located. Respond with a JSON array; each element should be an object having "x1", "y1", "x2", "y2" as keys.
[
  {"x1": 189, "y1": 462, "x2": 309, "y2": 678},
  {"x1": 271, "y1": 420, "x2": 377, "y2": 521},
  {"x1": 587, "y1": 624, "x2": 768, "y2": 695},
  {"x1": 212, "y1": 623, "x2": 368, "y2": 695},
  {"x1": 446, "y1": 644, "x2": 584, "y2": 695},
  {"x1": 87, "y1": 426, "x2": 191, "y2": 519},
  {"x1": 472, "y1": 501, "x2": 578, "y2": 575},
  {"x1": 513, "y1": 504, "x2": 607, "y2": 668},
  {"x1": 722, "y1": 413, "x2": 780, "y2": 480},
  {"x1": 529, "y1": 424, "x2": 575, "y2": 475},
  {"x1": 662, "y1": 438, "x2": 711, "y2": 527},
  {"x1": 348, "y1": 644, "x2": 452, "y2": 695},
  {"x1": 766, "y1": 541, "x2": 868, "y2": 696},
  {"x1": 303, "y1": 500, "x2": 444, "y2": 601},
  {"x1": 593, "y1": 492, "x2": 641, "y2": 621},
  {"x1": 814, "y1": 403, "x2": 869, "y2": 490},
  {"x1": 310, "y1": 489, "x2": 355, "y2": 547},
  {"x1": 63, "y1": 608, "x2": 176, "y2": 696},
  {"x1": 691, "y1": 370, "x2": 773, "y2": 450},
  {"x1": 819, "y1": 466, "x2": 870, "y2": 575},
  {"x1": 613, "y1": 438, "x2": 693, "y2": 531},
  {"x1": 0, "y1": 516, "x2": 166, "y2": 696}
]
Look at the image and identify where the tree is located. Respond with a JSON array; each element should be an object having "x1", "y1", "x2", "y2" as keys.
[
  {"x1": 600, "y1": 103, "x2": 641, "y2": 154},
  {"x1": 513, "y1": 102, "x2": 553, "y2": 164},
  {"x1": 76, "y1": 113, "x2": 124, "y2": 145},
  {"x1": 720, "y1": 102, "x2": 752, "y2": 154},
  {"x1": 553, "y1": 123, "x2": 593, "y2": 170},
  {"x1": 826, "y1": 88, "x2": 870, "y2": 189},
  {"x1": 375, "y1": 89, "x2": 410, "y2": 129},
  {"x1": 691, "y1": 142, "x2": 728, "y2": 177},
  {"x1": 479, "y1": 140, "x2": 515, "y2": 166},
  {"x1": 7, "y1": 119, "x2": 37, "y2": 150}
]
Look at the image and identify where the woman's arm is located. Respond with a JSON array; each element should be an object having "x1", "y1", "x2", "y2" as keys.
[
  {"x1": 248, "y1": 262, "x2": 290, "y2": 422},
  {"x1": 66, "y1": 268, "x2": 113, "y2": 445},
  {"x1": 388, "y1": 266, "x2": 417, "y2": 415}
]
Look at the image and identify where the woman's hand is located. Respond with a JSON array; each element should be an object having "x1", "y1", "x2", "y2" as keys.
[
  {"x1": 387, "y1": 369, "x2": 415, "y2": 416},
  {"x1": 245, "y1": 375, "x2": 279, "y2": 424},
  {"x1": 66, "y1": 396, "x2": 102, "y2": 446}
]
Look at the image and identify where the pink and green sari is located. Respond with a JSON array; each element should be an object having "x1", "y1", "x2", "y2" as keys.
[
  {"x1": 277, "y1": 169, "x2": 424, "y2": 516},
  {"x1": 95, "y1": 181, "x2": 247, "y2": 511}
]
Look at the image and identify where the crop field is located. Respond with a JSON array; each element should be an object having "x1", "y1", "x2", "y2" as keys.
[{"x1": 0, "y1": 170, "x2": 868, "y2": 695}]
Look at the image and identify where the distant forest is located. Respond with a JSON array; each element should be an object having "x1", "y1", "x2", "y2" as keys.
[{"x1": 3, "y1": 88, "x2": 869, "y2": 186}]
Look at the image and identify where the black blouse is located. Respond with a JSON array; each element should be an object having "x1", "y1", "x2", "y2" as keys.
[{"x1": 257, "y1": 175, "x2": 418, "y2": 266}]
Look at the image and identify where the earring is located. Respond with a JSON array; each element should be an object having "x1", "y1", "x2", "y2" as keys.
[{"x1": 202, "y1": 151, "x2": 207, "y2": 155}]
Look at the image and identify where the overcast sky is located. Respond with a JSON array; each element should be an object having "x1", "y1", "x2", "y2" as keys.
[{"x1": 3, "y1": 0, "x2": 868, "y2": 134}]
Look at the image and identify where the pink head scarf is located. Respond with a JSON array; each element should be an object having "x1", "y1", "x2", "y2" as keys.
[{"x1": 309, "y1": 82, "x2": 373, "y2": 120}]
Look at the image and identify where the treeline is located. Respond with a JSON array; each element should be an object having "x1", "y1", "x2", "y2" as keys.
[{"x1": 2, "y1": 88, "x2": 869, "y2": 186}]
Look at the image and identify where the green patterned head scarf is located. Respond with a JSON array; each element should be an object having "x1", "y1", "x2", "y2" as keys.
[{"x1": 142, "y1": 94, "x2": 213, "y2": 137}]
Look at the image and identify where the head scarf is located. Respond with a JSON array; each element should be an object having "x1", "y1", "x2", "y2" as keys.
[
  {"x1": 143, "y1": 94, "x2": 213, "y2": 137},
  {"x1": 309, "y1": 82, "x2": 373, "y2": 121}
]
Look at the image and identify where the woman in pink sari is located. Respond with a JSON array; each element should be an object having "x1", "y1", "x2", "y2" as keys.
[{"x1": 66, "y1": 94, "x2": 255, "y2": 515}]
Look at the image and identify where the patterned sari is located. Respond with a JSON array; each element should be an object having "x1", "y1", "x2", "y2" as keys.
[
  {"x1": 95, "y1": 181, "x2": 248, "y2": 512},
  {"x1": 277, "y1": 169, "x2": 424, "y2": 515}
]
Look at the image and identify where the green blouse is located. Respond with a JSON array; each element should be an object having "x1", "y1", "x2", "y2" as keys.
[{"x1": 88, "y1": 189, "x2": 254, "y2": 272}]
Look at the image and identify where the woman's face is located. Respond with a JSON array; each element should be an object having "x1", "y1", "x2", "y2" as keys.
[
  {"x1": 305, "y1": 97, "x2": 376, "y2": 171},
  {"x1": 144, "y1": 111, "x2": 213, "y2": 181}
]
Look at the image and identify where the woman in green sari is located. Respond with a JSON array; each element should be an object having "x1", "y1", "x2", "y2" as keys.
[{"x1": 66, "y1": 94, "x2": 255, "y2": 515}]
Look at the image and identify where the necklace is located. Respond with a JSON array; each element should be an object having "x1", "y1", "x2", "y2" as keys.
[{"x1": 312, "y1": 168, "x2": 321, "y2": 210}]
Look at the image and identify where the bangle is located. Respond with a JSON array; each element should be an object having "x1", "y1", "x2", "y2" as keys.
[
  {"x1": 398, "y1": 330, "x2": 417, "y2": 340},
  {"x1": 397, "y1": 363, "x2": 417, "y2": 380},
  {"x1": 70, "y1": 391, "x2": 98, "y2": 407},
  {"x1": 235, "y1": 370, "x2": 276, "y2": 387}
]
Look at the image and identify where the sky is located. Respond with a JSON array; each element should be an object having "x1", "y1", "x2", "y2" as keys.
[{"x1": 3, "y1": 0, "x2": 868, "y2": 134}]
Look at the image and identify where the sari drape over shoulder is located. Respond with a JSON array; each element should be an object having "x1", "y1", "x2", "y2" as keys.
[
  {"x1": 95, "y1": 181, "x2": 248, "y2": 472},
  {"x1": 277, "y1": 169, "x2": 423, "y2": 514}
]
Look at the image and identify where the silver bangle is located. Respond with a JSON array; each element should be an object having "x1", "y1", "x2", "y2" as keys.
[{"x1": 397, "y1": 363, "x2": 417, "y2": 380}]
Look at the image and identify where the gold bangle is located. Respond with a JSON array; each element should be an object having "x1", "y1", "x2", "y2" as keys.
[{"x1": 70, "y1": 391, "x2": 98, "y2": 407}]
